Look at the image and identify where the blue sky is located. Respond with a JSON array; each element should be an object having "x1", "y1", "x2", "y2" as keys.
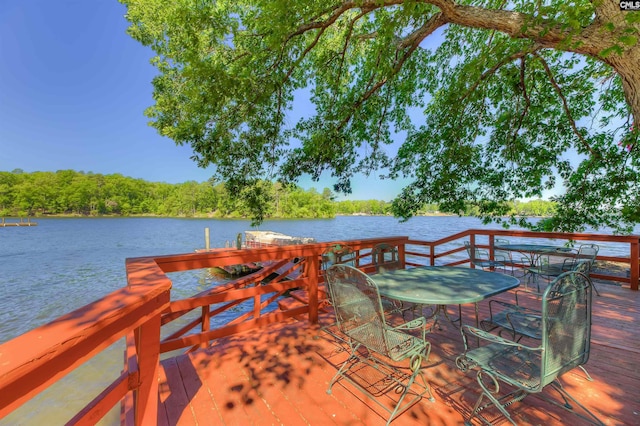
[{"x1": 0, "y1": 0, "x2": 404, "y2": 201}]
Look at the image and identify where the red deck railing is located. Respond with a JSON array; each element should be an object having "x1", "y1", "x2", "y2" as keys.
[{"x1": 0, "y1": 230, "x2": 638, "y2": 424}]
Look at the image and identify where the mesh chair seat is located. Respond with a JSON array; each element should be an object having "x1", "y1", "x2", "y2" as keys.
[
  {"x1": 348, "y1": 322, "x2": 426, "y2": 362},
  {"x1": 464, "y1": 344, "x2": 542, "y2": 391}
]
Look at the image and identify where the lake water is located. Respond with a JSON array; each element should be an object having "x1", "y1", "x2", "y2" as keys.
[
  {"x1": 0, "y1": 216, "x2": 636, "y2": 424},
  {"x1": 0, "y1": 215, "x2": 510, "y2": 341}
]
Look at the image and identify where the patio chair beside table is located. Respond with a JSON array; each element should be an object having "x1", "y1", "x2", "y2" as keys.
[{"x1": 495, "y1": 242, "x2": 600, "y2": 295}]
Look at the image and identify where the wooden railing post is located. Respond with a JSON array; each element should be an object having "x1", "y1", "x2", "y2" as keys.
[
  {"x1": 200, "y1": 305, "x2": 210, "y2": 349},
  {"x1": 469, "y1": 234, "x2": 476, "y2": 268},
  {"x1": 397, "y1": 243, "x2": 406, "y2": 268},
  {"x1": 631, "y1": 238, "x2": 639, "y2": 291},
  {"x1": 134, "y1": 314, "x2": 162, "y2": 426},
  {"x1": 488, "y1": 233, "x2": 495, "y2": 261},
  {"x1": 307, "y1": 250, "x2": 319, "y2": 324}
]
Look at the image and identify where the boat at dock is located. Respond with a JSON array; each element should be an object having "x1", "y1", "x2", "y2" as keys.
[
  {"x1": 206, "y1": 231, "x2": 316, "y2": 277},
  {"x1": 243, "y1": 230, "x2": 316, "y2": 248}
]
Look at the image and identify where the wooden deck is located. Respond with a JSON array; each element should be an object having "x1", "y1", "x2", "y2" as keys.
[{"x1": 157, "y1": 277, "x2": 640, "y2": 425}]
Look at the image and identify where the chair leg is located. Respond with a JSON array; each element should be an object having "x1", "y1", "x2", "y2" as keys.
[
  {"x1": 537, "y1": 381, "x2": 605, "y2": 425},
  {"x1": 577, "y1": 365, "x2": 594, "y2": 381},
  {"x1": 386, "y1": 355, "x2": 434, "y2": 425},
  {"x1": 326, "y1": 343, "x2": 361, "y2": 395},
  {"x1": 466, "y1": 370, "x2": 524, "y2": 426}
]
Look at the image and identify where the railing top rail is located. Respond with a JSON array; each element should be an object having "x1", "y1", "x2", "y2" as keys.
[
  {"x1": 0, "y1": 280, "x2": 171, "y2": 416},
  {"x1": 132, "y1": 236, "x2": 411, "y2": 274},
  {"x1": 466, "y1": 228, "x2": 640, "y2": 243}
]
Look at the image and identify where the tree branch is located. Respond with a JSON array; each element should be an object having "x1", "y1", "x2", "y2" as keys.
[
  {"x1": 459, "y1": 47, "x2": 539, "y2": 102},
  {"x1": 290, "y1": 1, "x2": 404, "y2": 38},
  {"x1": 533, "y1": 52, "x2": 598, "y2": 158},
  {"x1": 336, "y1": 30, "x2": 429, "y2": 132},
  {"x1": 303, "y1": 11, "x2": 447, "y2": 133},
  {"x1": 431, "y1": 2, "x2": 613, "y2": 58},
  {"x1": 509, "y1": 57, "x2": 531, "y2": 151}
]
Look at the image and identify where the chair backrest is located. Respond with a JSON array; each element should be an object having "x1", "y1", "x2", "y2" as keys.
[
  {"x1": 325, "y1": 264, "x2": 392, "y2": 356},
  {"x1": 465, "y1": 241, "x2": 489, "y2": 264},
  {"x1": 573, "y1": 259, "x2": 592, "y2": 275},
  {"x1": 576, "y1": 244, "x2": 599, "y2": 263},
  {"x1": 321, "y1": 244, "x2": 356, "y2": 270},
  {"x1": 371, "y1": 243, "x2": 401, "y2": 272},
  {"x1": 539, "y1": 271, "x2": 593, "y2": 388},
  {"x1": 493, "y1": 238, "x2": 511, "y2": 260}
]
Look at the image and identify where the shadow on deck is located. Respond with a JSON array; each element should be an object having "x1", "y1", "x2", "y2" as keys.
[{"x1": 158, "y1": 277, "x2": 640, "y2": 425}]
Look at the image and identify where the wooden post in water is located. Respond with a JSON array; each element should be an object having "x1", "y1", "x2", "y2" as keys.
[{"x1": 204, "y1": 227, "x2": 210, "y2": 250}]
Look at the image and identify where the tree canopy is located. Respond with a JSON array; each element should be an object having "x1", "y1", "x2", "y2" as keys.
[
  {"x1": 0, "y1": 170, "x2": 338, "y2": 219},
  {"x1": 0, "y1": 169, "x2": 557, "y2": 220},
  {"x1": 121, "y1": 0, "x2": 640, "y2": 233}
]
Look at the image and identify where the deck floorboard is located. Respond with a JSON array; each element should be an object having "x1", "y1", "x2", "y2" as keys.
[{"x1": 158, "y1": 275, "x2": 640, "y2": 425}]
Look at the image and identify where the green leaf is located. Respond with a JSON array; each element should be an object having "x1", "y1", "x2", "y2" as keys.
[
  {"x1": 619, "y1": 36, "x2": 638, "y2": 46},
  {"x1": 599, "y1": 45, "x2": 624, "y2": 57},
  {"x1": 624, "y1": 12, "x2": 640, "y2": 24}
]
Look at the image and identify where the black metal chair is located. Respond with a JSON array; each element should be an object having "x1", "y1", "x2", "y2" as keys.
[
  {"x1": 371, "y1": 243, "x2": 402, "y2": 272},
  {"x1": 321, "y1": 244, "x2": 356, "y2": 270},
  {"x1": 325, "y1": 264, "x2": 434, "y2": 425},
  {"x1": 465, "y1": 241, "x2": 508, "y2": 272},
  {"x1": 371, "y1": 243, "x2": 416, "y2": 317},
  {"x1": 494, "y1": 238, "x2": 529, "y2": 276},
  {"x1": 457, "y1": 270, "x2": 603, "y2": 425}
]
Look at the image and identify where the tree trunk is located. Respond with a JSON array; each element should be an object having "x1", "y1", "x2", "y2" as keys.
[{"x1": 610, "y1": 53, "x2": 640, "y2": 126}]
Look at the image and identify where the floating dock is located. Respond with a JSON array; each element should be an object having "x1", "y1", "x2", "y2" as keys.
[{"x1": 0, "y1": 218, "x2": 38, "y2": 227}]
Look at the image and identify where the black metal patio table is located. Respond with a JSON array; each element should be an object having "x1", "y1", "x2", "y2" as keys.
[{"x1": 374, "y1": 266, "x2": 520, "y2": 329}]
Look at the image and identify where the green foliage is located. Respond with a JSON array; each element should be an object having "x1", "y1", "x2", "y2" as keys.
[
  {"x1": 121, "y1": 0, "x2": 640, "y2": 232},
  {"x1": 0, "y1": 170, "x2": 337, "y2": 220}
]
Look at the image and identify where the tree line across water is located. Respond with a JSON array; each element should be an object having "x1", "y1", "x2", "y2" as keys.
[{"x1": 0, "y1": 170, "x2": 557, "y2": 219}]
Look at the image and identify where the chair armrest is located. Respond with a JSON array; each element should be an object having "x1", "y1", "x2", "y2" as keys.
[
  {"x1": 394, "y1": 316, "x2": 427, "y2": 331},
  {"x1": 494, "y1": 254, "x2": 508, "y2": 263},
  {"x1": 489, "y1": 299, "x2": 541, "y2": 316},
  {"x1": 462, "y1": 325, "x2": 539, "y2": 351},
  {"x1": 393, "y1": 316, "x2": 428, "y2": 340},
  {"x1": 562, "y1": 258, "x2": 575, "y2": 269},
  {"x1": 476, "y1": 248, "x2": 490, "y2": 259}
]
